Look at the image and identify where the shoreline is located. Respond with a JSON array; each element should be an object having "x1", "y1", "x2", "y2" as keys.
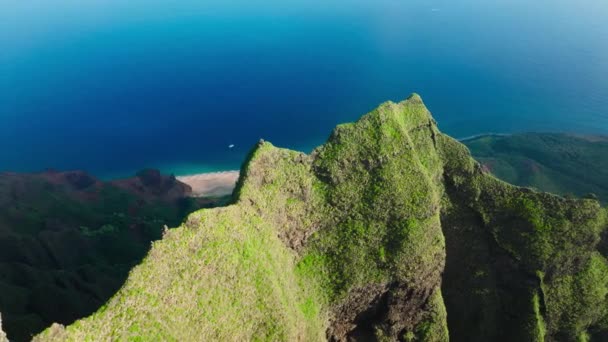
[
  {"x1": 175, "y1": 169, "x2": 240, "y2": 178},
  {"x1": 457, "y1": 132, "x2": 511, "y2": 142},
  {"x1": 177, "y1": 170, "x2": 240, "y2": 198}
]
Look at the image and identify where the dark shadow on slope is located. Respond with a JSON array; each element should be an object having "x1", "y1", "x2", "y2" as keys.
[
  {"x1": 440, "y1": 180, "x2": 545, "y2": 342},
  {"x1": 0, "y1": 170, "x2": 231, "y2": 341}
]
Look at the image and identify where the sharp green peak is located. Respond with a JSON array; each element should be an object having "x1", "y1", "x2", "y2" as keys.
[{"x1": 35, "y1": 95, "x2": 608, "y2": 342}]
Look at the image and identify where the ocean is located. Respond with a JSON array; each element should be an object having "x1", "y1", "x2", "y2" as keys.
[{"x1": 1, "y1": 0, "x2": 607, "y2": 178}]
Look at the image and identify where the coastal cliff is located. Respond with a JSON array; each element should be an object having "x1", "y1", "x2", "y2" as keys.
[{"x1": 35, "y1": 95, "x2": 608, "y2": 341}]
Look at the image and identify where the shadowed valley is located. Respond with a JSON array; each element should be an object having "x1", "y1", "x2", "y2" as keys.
[{"x1": 0, "y1": 169, "x2": 228, "y2": 341}]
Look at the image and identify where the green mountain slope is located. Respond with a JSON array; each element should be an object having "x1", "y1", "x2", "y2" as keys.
[
  {"x1": 0, "y1": 170, "x2": 226, "y2": 341},
  {"x1": 464, "y1": 133, "x2": 608, "y2": 203},
  {"x1": 35, "y1": 95, "x2": 608, "y2": 341}
]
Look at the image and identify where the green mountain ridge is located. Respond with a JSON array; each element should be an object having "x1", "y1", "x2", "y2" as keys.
[{"x1": 33, "y1": 95, "x2": 608, "y2": 341}]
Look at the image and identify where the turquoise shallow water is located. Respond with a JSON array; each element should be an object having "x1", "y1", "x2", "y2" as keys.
[{"x1": 1, "y1": 0, "x2": 607, "y2": 178}]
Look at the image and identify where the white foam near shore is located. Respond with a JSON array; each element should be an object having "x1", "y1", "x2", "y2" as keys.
[
  {"x1": 457, "y1": 133, "x2": 511, "y2": 142},
  {"x1": 177, "y1": 170, "x2": 240, "y2": 197}
]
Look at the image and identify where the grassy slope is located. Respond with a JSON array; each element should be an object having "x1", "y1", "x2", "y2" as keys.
[
  {"x1": 464, "y1": 133, "x2": 608, "y2": 202},
  {"x1": 35, "y1": 95, "x2": 608, "y2": 342},
  {"x1": 0, "y1": 173, "x2": 221, "y2": 341}
]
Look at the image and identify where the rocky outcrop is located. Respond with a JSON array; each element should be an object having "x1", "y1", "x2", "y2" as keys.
[
  {"x1": 34, "y1": 95, "x2": 608, "y2": 341},
  {"x1": 113, "y1": 169, "x2": 192, "y2": 200}
]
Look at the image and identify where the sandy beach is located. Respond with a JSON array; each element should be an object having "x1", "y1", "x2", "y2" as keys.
[{"x1": 177, "y1": 171, "x2": 240, "y2": 197}]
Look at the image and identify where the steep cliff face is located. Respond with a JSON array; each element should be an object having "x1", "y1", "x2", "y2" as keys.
[
  {"x1": 439, "y1": 135, "x2": 608, "y2": 341},
  {"x1": 35, "y1": 95, "x2": 608, "y2": 341}
]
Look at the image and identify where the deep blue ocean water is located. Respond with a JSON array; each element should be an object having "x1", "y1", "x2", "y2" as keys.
[{"x1": 1, "y1": 0, "x2": 607, "y2": 178}]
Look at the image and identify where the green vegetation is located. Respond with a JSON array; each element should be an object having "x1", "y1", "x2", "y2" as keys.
[
  {"x1": 35, "y1": 95, "x2": 608, "y2": 341},
  {"x1": 542, "y1": 253, "x2": 608, "y2": 340},
  {"x1": 465, "y1": 133, "x2": 608, "y2": 203},
  {"x1": 440, "y1": 132, "x2": 608, "y2": 341},
  {"x1": 0, "y1": 171, "x2": 224, "y2": 341},
  {"x1": 35, "y1": 206, "x2": 325, "y2": 341}
]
